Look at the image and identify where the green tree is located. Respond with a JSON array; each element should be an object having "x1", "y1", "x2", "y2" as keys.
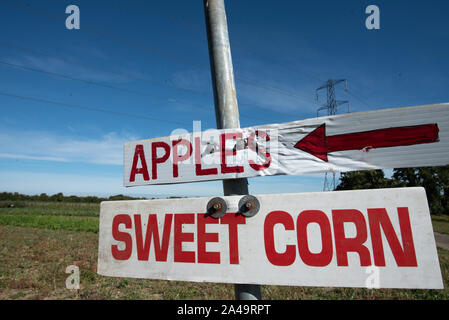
[
  {"x1": 336, "y1": 166, "x2": 449, "y2": 215},
  {"x1": 437, "y1": 166, "x2": 449, "y2": 213},
  {"x1": 393, "y1": 166, "x2": 449, "y2": 215},
  {"x1": 51, "y1": 192, "x2": 64, "y2": 202},
  {"x1": 336, "y1": 170, "x2": 401, "y2": 191},
  {"x1": 39, "y1": 193, "x2": 49, "y2": 201}
]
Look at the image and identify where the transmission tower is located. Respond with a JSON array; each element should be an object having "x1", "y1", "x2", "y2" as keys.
[
  {"x1": 316, "y1": 79, "x2": 350, "y2": 191},
  {"x1": 316, "y1": 79, "x2": 350, "y2": 116}
]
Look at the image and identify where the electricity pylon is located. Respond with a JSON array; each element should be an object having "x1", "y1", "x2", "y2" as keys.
[{"x1": 316, "y1": 79, "x2": 350, "y2": 191}]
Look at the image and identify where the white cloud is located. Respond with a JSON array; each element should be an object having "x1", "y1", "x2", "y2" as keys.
[
  {"x1": 170, "y1": 69, "x2": 211, "y2": 94},
  {"x1": 0, "y1": 129, "x2": 137, "y2": 165},
  {"x1": 0, "y1": 153, "x2": 68, "y2": 162},
  {"x1": 236, "y1": 80, "x2": 318, "y2": 115},
  {"x1": 0, "y1": 170, "x2": 224, "y2": 198}
]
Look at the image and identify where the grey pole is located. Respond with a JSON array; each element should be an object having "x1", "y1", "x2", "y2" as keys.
[{"x1": 203, "y1": 0, "x2": 261, "y2": 300}]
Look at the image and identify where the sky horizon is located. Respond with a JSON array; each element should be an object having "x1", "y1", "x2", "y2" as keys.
[{"x1": 0, "y1": 0, "x2": 448, "y2": 198}]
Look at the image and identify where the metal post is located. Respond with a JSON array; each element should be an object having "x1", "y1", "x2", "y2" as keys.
[{"x1": 203, "y1": 0, "x2": 261, "y2": 300}]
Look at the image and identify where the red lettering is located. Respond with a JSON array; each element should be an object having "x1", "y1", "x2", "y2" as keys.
[
  {"x1": 172, "y1": 139, "x2": 192, "y2": 178},
  {"x1": 221, "y1": 214, "x2": 246, "y2": 264},
  {"x1": 111, "y1": 214, "x2": 132, "y2": 260},
  {"x1": 129, "y1": 144, "x2": 149, "y2": 182},
  {"x1": 221, "y1": 132, "x2": 244, "y2": 174},
  {"x1": 134, "y1": 214, "x2": 173, "y2": 262},
  {"x1": 264, "y1": 211, "x2": 296, "y2": 266},
  {"x1": 195, "y1": 137, "x2": 218, "y2": 176},
  {"x1": 368, "y1": 207, "x2": 417, "y2": 267},
  {"x1": 297, "y1": 210, "x2": 333, "y2": 267},
  {"x1": 151, "y1": 141, "x2": 170, "y2": 180},
  {"x1": 174, "y1": 214, "x2": 195, "y2": 263},
  {"x1": 197, "y1": 214, "x2": 220, "y2": 264},
  {"x1": 332, "y1": 209, "x2": 371, "y2": 266},
  {"x1": 248, "y1": 130, "x2": 271, "y2": 171}
]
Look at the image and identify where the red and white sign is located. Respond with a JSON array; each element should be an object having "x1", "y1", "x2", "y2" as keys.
[
  {"x1": 97, "y1": 187, "x2": 443, "y2": 289},
  {"x1": 124, "y1": 103, "x2": 449, "y2": 186}
]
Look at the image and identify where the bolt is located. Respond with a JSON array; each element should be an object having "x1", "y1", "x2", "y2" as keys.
[
  {"x1": 206, "y1": 197, "x2": 227, "y2": 219},
  {"x1": 238, "y1": 195, "x2": 260, "y2": 218}
]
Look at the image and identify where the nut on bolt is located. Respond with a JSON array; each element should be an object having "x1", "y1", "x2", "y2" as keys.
[
  {"x1": 238, "y1": 195, "x2": 260, "y2": 218},
  {"x1": 206, "y1": 197, "x2": 227, "y2": 219}
]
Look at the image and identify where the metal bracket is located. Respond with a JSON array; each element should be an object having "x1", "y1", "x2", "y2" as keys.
[
  {"x1": 206, "y1": 197, "x2": 227, "y2": 219},
  {"x1": 238, "y1": 195, "x2": 260, "y2": 218}
]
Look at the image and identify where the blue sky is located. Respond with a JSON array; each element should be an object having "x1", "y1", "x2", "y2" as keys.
[{"x1": 0, "y1": 0, "x2": 448, "y2": 198}]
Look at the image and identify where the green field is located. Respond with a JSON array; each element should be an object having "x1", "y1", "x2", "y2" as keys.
[
  {"x1": 0, "y1": 201, "x2": 99, "y2": 232},
  {"x1": 0, "y1": 201, "x2": 448, "y2": 300}
]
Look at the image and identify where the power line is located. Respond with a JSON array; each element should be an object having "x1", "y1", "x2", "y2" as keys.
[
  {"x1": 0, "y1": 41, "x2": 298, "y2": 123},
  {"x1": 133, "y1": 0, "x2": 200, "y2": 33},
  {"x1": 0, "y1": 42, "x2": 212, "y2": 99},
  {"x1": 1, "y1": 0, "x2": 372, "y2": 122},
  {"x1": 0, "y1": 0, "x2": 205, "y2": 67},
  {"x1": 133, "y1": 1, "x2": 379, "y2": 112},
  {"x1": 134, "y1": 0, "x2": 322, "y2": 106},
  {"x1": 0, "y1": 59, "x2": 212, "y2": 111},
  {"x1": 345, "y1": 89, "x2": 373, "y2": 109},
  {"x1": 0, "y1": 58, "x2": 276, "y2": 123},
  {"x1": 237, "y1": 74, "x2": 320, "y2": 106},
  {"x1": 0, "y1": 43, "x2": 243, "y2": 114},
  {"x1": 0, "y1": 0, "x2": 320, "y2": 107},
  {"x1": 0, "y1": 90, "x2": 192, "y2": 126},
  {"x1": 136, "y1": 0, "x2": 324, "y2": 84},
  {"x1": 135, "y1": 0, "x2": 378, "y2": 120}
]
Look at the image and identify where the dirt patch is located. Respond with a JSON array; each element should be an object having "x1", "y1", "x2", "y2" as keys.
[{"x1": 435, "y1": 232, "x2": 449, "y2": 251}]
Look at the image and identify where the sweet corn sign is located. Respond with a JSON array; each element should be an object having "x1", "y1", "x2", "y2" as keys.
[{"x1": 98, "y1": 188, "x2": 443, "y2": 289}]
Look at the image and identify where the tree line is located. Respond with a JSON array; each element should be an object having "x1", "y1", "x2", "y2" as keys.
[
  {"x1": 336, "y1": 166, "x2": 449, "y2": 215},
  {"x1": 0, "y1": 192, "x2": 146, "y2": 203}
]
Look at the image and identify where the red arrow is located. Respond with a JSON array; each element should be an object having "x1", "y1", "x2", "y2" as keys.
[{"x1": 294, "y1": 123, "x2": 439, "y2": 162}]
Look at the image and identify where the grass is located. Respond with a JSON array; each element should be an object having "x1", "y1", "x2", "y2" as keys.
[
  {"x1": 0, "y1": 201, "x2": 99, "y2": 233},
  {"x1": 0, "y1": 214, "x2": 99, "y2": 233},
  {"x1": 0, "y1": 224, "x2": 448, "y2": 300},
  {"x1": 0, "y1": 200, "x2": 99, "y2": 217},
  {"x1": 0, "y1": 225, "x2": 234, "y2": 300},
  {"x1": 0, "y1": 201, "x2": 448, "y2": 300},
  {"x1": 432, "y1": 215, "x2": 449, "y2": 235}
]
